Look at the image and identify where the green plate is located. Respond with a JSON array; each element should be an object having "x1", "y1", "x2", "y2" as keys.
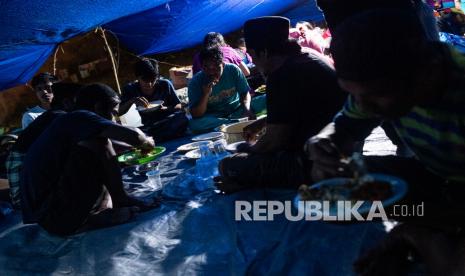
[{"x1": 117, "y1": 146, "x2": 166, "y2": 165}]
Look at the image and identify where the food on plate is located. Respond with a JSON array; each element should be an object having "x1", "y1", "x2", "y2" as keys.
[
  {"x1": 146, "y1": 103, "x2": 159, "y2": 109},
  {"x1": 298, "y1": 178, "x2": 393, "y2": 202},
  {"x1": 137, "y1": 100, "x2": 164, "y2": 112},
  {"x1": 117, "y1": 147, "x2": 166, "y2": 165},
  {"x1": 298, "y1": 183, "x2": 348, "y2": 201},
  {"x1": 351, "y1": 180, "x2": 392, "y2": 201},
  {"x1": 255, "y1": 85, "x2": 266, "y2": 93}
]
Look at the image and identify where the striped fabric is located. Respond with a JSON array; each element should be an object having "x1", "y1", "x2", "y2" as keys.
[
  {"x1": 341, "y1": 47, "x2": 465, "y2": 182},
  {"x1": 5, "y1": 151, "x2": 25, "y2": 209}
]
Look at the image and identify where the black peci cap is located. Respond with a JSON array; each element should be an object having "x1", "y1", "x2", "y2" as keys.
[{"x1": 244, "y1": 16, "x2": 290, "y2": 50}]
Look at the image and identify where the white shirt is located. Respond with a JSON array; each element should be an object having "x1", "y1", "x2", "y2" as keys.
[{"x1": 21, "y1": 106, "x2": 46, "y2": 129}]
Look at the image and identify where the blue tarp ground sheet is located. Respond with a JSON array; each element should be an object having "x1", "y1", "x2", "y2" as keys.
[
  {"x1": 0, "y1": 0, "x2": 322, "y2": 91},
  {"x1": 440, "y1": 32, "x2": 465, "y2": 53},
  {"x1": 0, "y1": 133, "x2": 392, "y2": 275}
]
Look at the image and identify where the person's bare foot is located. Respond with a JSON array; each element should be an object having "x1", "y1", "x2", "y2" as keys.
[
  {"x1": 77, "y1": 206, "x2": 139, "y2": 233},
  {"x1": 114, "y1": 196, "x2": 160, "y2": 212},
  {"x1": 214, "y1": 176, "x2": 249, "y2": 194}
]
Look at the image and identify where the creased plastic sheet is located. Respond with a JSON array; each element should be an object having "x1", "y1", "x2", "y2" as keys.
[
  {"x1": 440, "y1": 32, "x2": 465, "y2": 53},
  {"x1": 0, "y1": 0, "x2": 315, "y2": 90},
  {"x1": 106, "y1": 0, "x2": 308, "y2": 55},
  {"x1": 0, "y1": 131, "x2": 393, "y2": 275},
  {"x1": 0, "y1": 0, "x2": 170, "y2": 90}
]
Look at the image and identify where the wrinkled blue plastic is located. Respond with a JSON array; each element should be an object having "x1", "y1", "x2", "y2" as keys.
[
  {"x1": 282, "y1": 0, "x2": 325, "y2": 25},
  {"x1": 440, "y1": 32, "x2": 465, "y2": 53},
  {"x1": 0, "y1": 202, "x2": 13, "y2": 218},
  {"x1": 0, "y1": 135, "x2": 391, "y2": 275},
  {"x1": 106, "y1": 0, "x2": 309, "y2": 55},
  {"x1": 0, "y1": 0, "x2": 170, "y2": 90},
  {"x1": 0, "y1": 0, "x2": 319, "y2": 91}
]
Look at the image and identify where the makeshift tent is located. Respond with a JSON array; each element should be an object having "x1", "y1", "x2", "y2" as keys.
[{"x1": 0, "y1": 0, "x2": 322, "y2": 91}]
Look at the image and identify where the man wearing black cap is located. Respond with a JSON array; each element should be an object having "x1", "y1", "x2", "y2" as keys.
[
  {"x1": 21, "y1": 72, "x2": 58, "y2": 129},
  {"x1": 217, "y1": 16, "x2": 345, "y2": 192}
]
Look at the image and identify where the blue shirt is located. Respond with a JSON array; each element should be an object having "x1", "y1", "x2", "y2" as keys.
[
  {"x1": 20, "y1": 110, "x2": 115, "y2": 223},
  {"x1": 188, "y1": 63, "x2": 250, "y2": 116}
]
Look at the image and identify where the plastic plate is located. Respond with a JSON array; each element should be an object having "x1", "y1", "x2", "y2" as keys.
[
  {"x1": 117, "y1": 146, "x2": 166, "y2": 165},
  {"x1": 185, "y1": 149, "x2": 201, "y2": 159},
  {"x1": 293, "y1": 173, "x2": 408, "y2": 218},
  {"x1": 136, "y1": 100, "x2": 164, "y2": 112},
  {"x1": 191, "y1": 132, "x2": 224, "y2": 141},
  {"x1": 177, "y1": 141, "x2": 212, "y2": 152},
  {"x1": 225, "y1": 141, "x2": 247, "y2": 152}
]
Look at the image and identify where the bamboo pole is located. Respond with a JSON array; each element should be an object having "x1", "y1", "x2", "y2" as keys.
[
  {"x1": 98, "y1": 27, "x2": 121, "y2": 95},
  {"x1": 52, "y1": 46, "x2": 60, "y2": 75}
]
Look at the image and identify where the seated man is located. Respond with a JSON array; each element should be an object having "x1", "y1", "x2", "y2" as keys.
[
  {"x1": 20, "y1": 83, "x2": 156, "y2": 236},
  {"x1": 188, "y1": 46, "x2": 266, "y2": 133},
  {"x1": 217, "y1": 17, "x2": 346, "y2": 192},
  {"x1": 306, "y1": 10, "x2": 465, "y2": 274},
  {"x1": 7, "y1": 82, "x2": 81, "y2": 209},
  {"x1": 234, "y1": 37, "x2": 254, "y2": 68},
  {"x1": 119, "y1": 58, "x2": 188, "y2": 142},
  {"x1": 22, "y1": 72, "x2": 57, "y2": 129},
  {"x1": 192, "y1": 32, "x2": 251, "y2": 76}
]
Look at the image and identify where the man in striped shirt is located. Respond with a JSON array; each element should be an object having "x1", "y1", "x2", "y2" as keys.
[
  {"x1": 306, "y1": 9, "x2": 465, "y2": 217},
  {"x1": 306, "y1": 7, "x2": 465, "y2": 275}
]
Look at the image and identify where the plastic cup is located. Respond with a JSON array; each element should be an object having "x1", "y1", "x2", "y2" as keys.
[
  {"x1": 146, "y1": 170, "x2": 162, "y2": 190},
  {"x1": 137, "y1": 161, "x2": 159, "y2": 174},
  {"x1": 212, "y1": 139, "x2": 227, "y2": 157}
]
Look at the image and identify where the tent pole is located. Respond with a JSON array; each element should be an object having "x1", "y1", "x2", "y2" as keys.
[
  {"x1": 52, "y1": 46, "x2": 60, "y2": 76},
  {"x1": 98, "y1": 27, "x2": 121, "y2": 95}
]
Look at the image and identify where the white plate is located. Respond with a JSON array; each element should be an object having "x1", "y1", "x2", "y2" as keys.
[
  {"x1": 177, "y1": 141, "x2": 212, "y2": 152},
  {"x1": 225, "y1": 141, "x2": 247, "y2": 152},
  {"x1": 191, "y1": 132, "x2": 224, "y2": 142},
  {"x1": 136, "y1": 100, "x2": 164, "y2": 112},
  {"x1": 185, "y1": 149, "x2": 201, "y2": 159}
]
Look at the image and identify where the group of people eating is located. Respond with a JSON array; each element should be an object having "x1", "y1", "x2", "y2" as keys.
[{"x1": 3, "y1": 0, "x2": 465, "y2": 273}]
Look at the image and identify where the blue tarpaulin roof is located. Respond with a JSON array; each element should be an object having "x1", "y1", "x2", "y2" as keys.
[{"x1": 0, "y1": 0, "x2": 322, "y2": 91}]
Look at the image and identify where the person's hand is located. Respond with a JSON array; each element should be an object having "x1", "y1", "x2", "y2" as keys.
[
  {"x1": 160, "y1": 105, "x2": 168, "y2": 111},
  {"x1": 134, "y1": 97, "x2": 149, "y2": 107},
  {"x1": 241, "y1": 109, "x2": 256, "y2": 120},
  {"x1": 304, "y1": 124, "x2": 346, "y2": 181},
  {"x1": 216, "y1": 159, "x2": 252, "y2": 194},
  {"x1": 139, "y1": 135, "x2": 155, "y2": 153},
  {"x1": 202, "y1": 80, "x2": 216, "y2": 96},
  {"x1": 243, "y1": 119, "x2": 265, "y2": 142},
  {"x1": 236, "y1": 142, "x2": 252, "y2": 153}
]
